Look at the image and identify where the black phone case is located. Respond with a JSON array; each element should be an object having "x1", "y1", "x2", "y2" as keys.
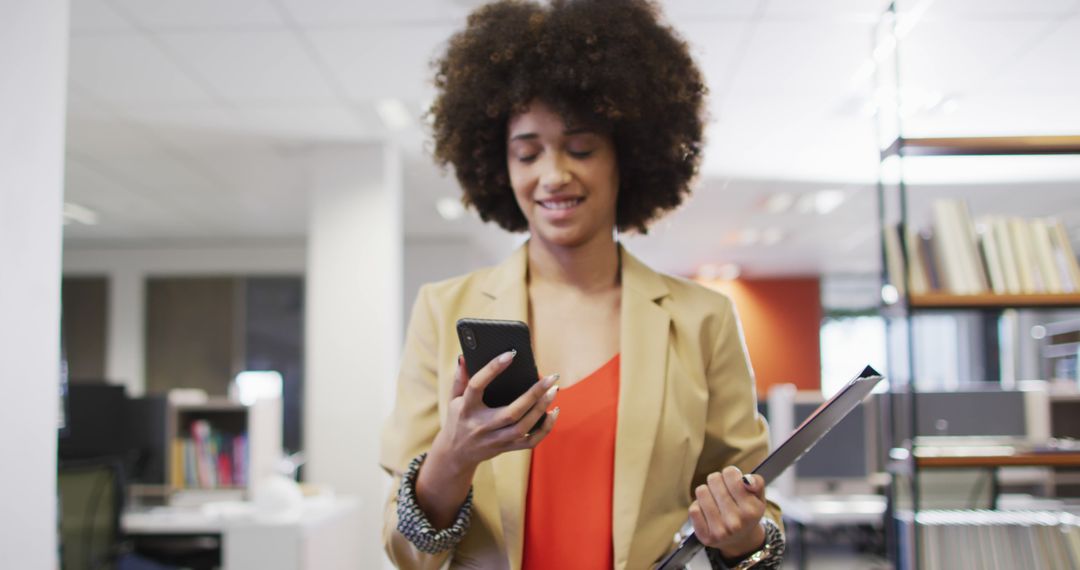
[{"x1": 456, "y1": 318, "x2": 541, "y2": 409}]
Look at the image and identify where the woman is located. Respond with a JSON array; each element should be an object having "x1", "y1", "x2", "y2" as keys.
[{"x1": 381, "y1": 1, "x2": 785, "y2": 568}]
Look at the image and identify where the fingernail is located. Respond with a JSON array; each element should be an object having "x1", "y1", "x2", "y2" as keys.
[
  {"x1": 546, "y1": 385, "x2": 559, "y2": 399},
  {"x1": 742, "y1": 475, "x2": 753, "y2": 487},
  {"x1": 545, "y1": 373, "x2": 560, "y2": 387},
  {"x1": 552, "y1": 407, "x2": 560, "y2": 419},
  {"x1": 498, "y1": 350, "x2": 516, "y2": 364}
]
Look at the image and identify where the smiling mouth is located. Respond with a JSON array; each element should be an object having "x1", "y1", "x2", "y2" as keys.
[{"x1": 537, "y1": 197, "x2": 585, "y2": 210}]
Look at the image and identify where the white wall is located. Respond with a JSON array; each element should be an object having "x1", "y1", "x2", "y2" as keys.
[
  {"x1": 303, "y1": 143, "x2": 402, "y2": 567},
  {"x1": 63, "y1": 244, "x2": 305, "y2": 396},
  {"x1": 0, "y1": 0, "x2": 68, "y2": 566}
]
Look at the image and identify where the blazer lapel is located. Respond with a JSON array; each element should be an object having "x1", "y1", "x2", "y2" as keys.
[
  {"x1": 613, "y1": 246, "x2": 671, "y2": 570},
  {"x1": 477, "y1": 245, "x2": 532, "y2": 570}
]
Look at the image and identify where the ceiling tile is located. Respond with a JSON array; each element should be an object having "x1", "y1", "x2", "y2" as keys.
[
  {"x1": 898, "y1": 19, "x2": 1051, "y2": 99},
  {"x1": 156, "y1": 30, "x2": 339, "y2": 102},
  {"x1": 276, "y1": 0, "x2": 468, "y2": 26},
  {"x1": 662, "y1": 0, "x2": 760, "y2": 19},
  {"x1": 236, "y1": 102, "x2": 380, "y2": 140},
  {"x1": 67, "y1": 118, "x2": 160, "y2": 157},
  {"x1": 726, "y1": 19, "x2": 871, "y2": 97},
  {"x1": 765, "y1": 0, "x2": 888, "y2": 20},
  {"x1": 71, "y1": 0, "x2": 135, "y2": 33},
  {"x1": 305, "y1": 24, "x2": 456, "y2": 100},
  {"x1": 109, "y1": 0, "x2": 285, "y2": 30},
  {"x1": 676, "y1": 20, "x2": 750, "y2": 95},
  {"x1": 68, "y1": 34, "x2": 214, "y2": 104},
  {"x1": 989, "y1": 18, "x2": 1080, "y2": 94},
  {"x1": 922, "y1": 0, "x2": 1077, "y2": 19},
  {"x1": 119, "y1": 103, "x2": 245, "y2": 134},
  {"x1": 65, "y1": 157, "x2": 186, "y2": 236}
]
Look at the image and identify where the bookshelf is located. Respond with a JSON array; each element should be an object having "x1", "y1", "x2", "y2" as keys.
[
  {"x1": 872, "y1": 8, "x2": 1080, "y2": 564},
  {"x1": 908, "y1": 293, "x2": 1080, "y2": 310},
  {"x1": 165, "y1": 397, "x2": 282, "y2": 504},
  {"x1": 879, "y1": 136, "x2": 1080, "y2": 566}
]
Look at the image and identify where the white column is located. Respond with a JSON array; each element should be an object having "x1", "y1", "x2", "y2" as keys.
[
  {"x1": 304, "y1": 143, "x2": 403, "y2": 567},
  {"x1": 106, "y1": 268, "x2": 146, "y2": 396},
  {"x1": 0, "y1": 0, "x2": 68, "y2": 566}
]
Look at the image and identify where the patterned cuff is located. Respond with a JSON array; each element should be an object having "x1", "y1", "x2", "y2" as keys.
[
  {"x1": 705, "y1": 518, "x2": 785, "y2": 569},
  {"x1": 396, "y1": 452, "x2": 474, "y2": 554}
]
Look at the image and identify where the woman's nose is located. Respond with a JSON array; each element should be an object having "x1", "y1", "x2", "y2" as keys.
[{"x1": 539, "y1": 155, "x2": 571, "y2": 190}]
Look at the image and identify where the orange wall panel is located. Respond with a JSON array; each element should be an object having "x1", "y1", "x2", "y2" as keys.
[{"x1": 703, "y1": 278, "x2": 821, "y2": 396}]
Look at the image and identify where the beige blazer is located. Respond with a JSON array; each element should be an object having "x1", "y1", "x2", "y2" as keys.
[{"x1": 381, "y1": 244, "x2": 782, "y2": 570}]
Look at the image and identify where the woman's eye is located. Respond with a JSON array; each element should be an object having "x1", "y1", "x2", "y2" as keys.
[
  {"x1": 569, "y1": 149, "x2": 594, "y2": 159},
  {"x1": 517, "y1": 154, "x2": 539, "y2": 163}
]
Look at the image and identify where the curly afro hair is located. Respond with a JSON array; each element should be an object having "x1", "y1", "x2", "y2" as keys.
[{"x1": 429, "y1": 0, "x2": 707, "y2": 234}]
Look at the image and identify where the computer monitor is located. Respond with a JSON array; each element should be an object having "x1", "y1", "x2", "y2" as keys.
[
  {"x1": 125, "y1": 395, "x2": 168, "y2": 484},
  {"x1": 59, "y1": 383, "x2": 129, "y2": 461},
  {"x1": 792, "y1": 402, "x2": 871, "y2": 481},
  {"x1": 914, "y1": 389, "x2": 1027, "y2": 438}
]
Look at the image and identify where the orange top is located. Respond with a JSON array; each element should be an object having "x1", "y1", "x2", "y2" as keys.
[{"x1": 522, "y1": 354, "x2": 620, "y2": 570}]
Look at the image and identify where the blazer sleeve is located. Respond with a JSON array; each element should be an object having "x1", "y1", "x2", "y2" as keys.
[
  {"x1": 380, "y1": 284, "x2": 455, "y2": 570},
  {"x1": 692, "y1": 295, "x2": 784, "y2": 532}
]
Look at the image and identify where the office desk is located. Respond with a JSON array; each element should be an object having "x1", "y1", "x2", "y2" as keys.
[
  {"x1": 124, "y1": 496, "x2": 362, "y2": 570},
  {"x1": 774, "y1": 493, "x2": 888, "y2": 570}
]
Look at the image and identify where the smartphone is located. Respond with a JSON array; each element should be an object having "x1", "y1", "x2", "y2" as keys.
[{"x1": 456, "y1": 318, "x2": 546, "y2": 428}]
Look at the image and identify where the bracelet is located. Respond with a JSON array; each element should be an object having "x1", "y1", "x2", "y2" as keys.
[
  {"x1": 396, "y1": 452, "x2": 474, "y2": 554},
  {"x1": 706, "y1": 518, "x2": 785, "y2": 570}
]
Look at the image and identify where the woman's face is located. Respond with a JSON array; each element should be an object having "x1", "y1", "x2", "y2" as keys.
[{"x1": 506, "y1": 100, "x2": 619, "y2": 249}]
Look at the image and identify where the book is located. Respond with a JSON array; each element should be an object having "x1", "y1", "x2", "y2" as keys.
[
  {"x1": 905, "y1": 227, "x2": 931, "y2": 294},
  {"x1": 1049, "y1": 218, "x2": 1080, "y2": 293},
  {"x1": 977, "y1": 219, "x2": 1006, "y2": 294},
  {"x1": 992, "y1": 217, "x2": 1022, "y2": 294},
  {"x1": 884, "y1": 224, "x2": 906, "y2": 295},
  {"x1": 1031, "y1": 219, "x2": 1064, "y2": 293},
  {"x1": 1009, "y1": 217, "x2": 1041, "y2": 293},
  {"x1": 933, "y1": 200, "x2": 972, "y2": 293}
]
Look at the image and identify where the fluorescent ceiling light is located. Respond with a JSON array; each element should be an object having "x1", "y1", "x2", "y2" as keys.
[
  {"x1": 813, "y1": 189, "x2": 846, "y2": 215},
  {"x1": 761, "y1": 227, "x2": 785, "y2": 246},
  {"x1": 376, "y1": 98, "x2": 413, "y2": 131},
  {"x1": 763, "y1": 193, "x2": 794, "y2": 213},
  {"x1": 436, "y1": 197, "x2": 465, "y2": 221},
  {"x1": 63, "y1": 202, "x2": 98, "y2": 225},
  {"x1": 696, "y1": 263, "x2": 741, "y2": 281}
]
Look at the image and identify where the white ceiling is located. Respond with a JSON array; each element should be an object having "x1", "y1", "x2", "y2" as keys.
[{"x1": 63, "y1": 0, "x2": 1080, "y2": 277}]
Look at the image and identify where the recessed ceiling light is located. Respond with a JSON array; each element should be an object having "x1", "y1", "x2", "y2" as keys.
[
  {"x1": 376, "y1": 98, "x2": 413, "y2": 131},
  {"x1": 435, "y1": 197, "x2": 465, "y2": 221},
  {"x1": 813, "y1": 189, "x2": 846, "y2": 215},
  {"x1": 762, "y1": 227, "x2": 785, "y2": 245},
  {"x1": 63, "y1": 202, "x2": 98, "y2": 226},
  {"x1": 739, "y1": 228, "x2": 761, "y2": 245},
  {"x1": 764, "y1": 193, "x2": 794, "y2": 213},
  {"x1": 717, "y1": 263, "x2": 741, "y2": 281},
  {"x1": 695, "y1": 263, "x2": 741, "y2": 281}
]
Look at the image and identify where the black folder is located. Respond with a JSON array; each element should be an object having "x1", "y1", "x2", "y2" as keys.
[{"x1": 655, "y1": 365, "x2": 885, "y2": 570}]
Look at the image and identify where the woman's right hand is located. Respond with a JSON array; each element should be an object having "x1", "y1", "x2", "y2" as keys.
[{"x1": 415, "y1": 350, "x2": 559, "y2": 529}]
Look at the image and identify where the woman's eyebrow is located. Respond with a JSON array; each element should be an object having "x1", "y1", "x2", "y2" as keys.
[
  {"x1": 508, "y1": 132, "x2": 539, "y2": 142},
  {"x1": 508, "y1": 128, "x2": 594, "y2": 142},
  {"x1": 563, "y1": 127, "x2": 594, "y2": 135}
]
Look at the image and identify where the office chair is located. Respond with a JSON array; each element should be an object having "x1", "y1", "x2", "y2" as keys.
[{"x1": 58, "y1": 457, "x2": 127, "y2": 570}]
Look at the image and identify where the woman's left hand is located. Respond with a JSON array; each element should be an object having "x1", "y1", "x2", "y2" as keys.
[{"x1": 688, "y1": 466, "x2": 767, "y2": 560}]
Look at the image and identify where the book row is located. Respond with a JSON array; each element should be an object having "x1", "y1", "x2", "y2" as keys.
[
  {"x1": 884, "y1": 199, "x2": 1080, "y2": 296},
  {"x1": 169, "y1": 419, "x2": 249, "y2": 489},
  {"x1": 910, "y1": 510, "x2": 1080, "y2": 569}
]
